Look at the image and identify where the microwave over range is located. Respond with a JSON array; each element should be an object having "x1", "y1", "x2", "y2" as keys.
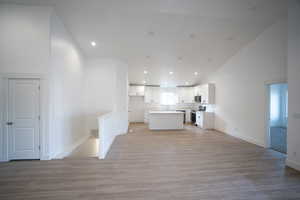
[{"x1": 194, "y1": 96, "x2": 201, "y2": 103}]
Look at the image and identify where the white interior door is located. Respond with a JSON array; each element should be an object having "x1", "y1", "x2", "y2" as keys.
[{"x1": 7, "y1": 79, "x2": 40, "y2": 160}]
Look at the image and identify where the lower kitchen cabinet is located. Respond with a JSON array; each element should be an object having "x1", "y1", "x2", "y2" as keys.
[{"x1": 196, "y1": 111, "x2": 214, "y2": 129}]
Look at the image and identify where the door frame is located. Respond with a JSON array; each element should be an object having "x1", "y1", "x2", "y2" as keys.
[
  {"x1": 264, "y1": 79, "x2": 287, "y2": 149},
  {"x1": 0, "y1": 73, "x2": 49, "y2": 162}
]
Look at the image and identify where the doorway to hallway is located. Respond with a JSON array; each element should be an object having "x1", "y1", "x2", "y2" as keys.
[{"x1": 267, "y1": 83, "x2": 288, "y2": 154}]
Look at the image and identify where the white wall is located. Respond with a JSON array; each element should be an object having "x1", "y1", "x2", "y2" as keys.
[
  {"x1": 49, "y1": 13, "x2": 87, "y2": 158},
  {"x1": 0, "y1": 4, "x2": 51, "y2": 74},
  {"x1": 84, "y1": 59, "x2": 117, "y2": 133},
  {"x1": 0, "y1": 4, "x2": 129, "y2": 160},
  {"x1": 84, "y1": 58, "x2": 129, "y2": 159},
  {"x1": 0, "y1": 4, "x2": 88, "y2": 160},
  {"x1": 204, "y1": 19, "x2": 287, "y2": 147},
  {"x1": 287, "y1": 0, "x2": 300, "y2": 171},
  {"x1": 0, "y1": 4, "x2": 52, "y2": 161},
  {"x1": 84, "y1": 58, "x2": 129, "y2": 135},
  {"x1": 114, "y1": 60, "x2": 129, "y2": 134}
]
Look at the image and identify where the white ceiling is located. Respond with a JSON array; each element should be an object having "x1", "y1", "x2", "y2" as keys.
[{"x1": 1, "y1": 0, "x2": 287, "y2": 86}]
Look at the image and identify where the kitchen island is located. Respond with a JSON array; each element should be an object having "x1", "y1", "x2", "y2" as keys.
[{"x1": 148, "y1": 111, "x2": 184, "y2": 130}]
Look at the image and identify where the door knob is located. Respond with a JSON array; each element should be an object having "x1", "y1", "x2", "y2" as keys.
[{"x1": 6, "y1": 122, "x2": 13, "y2": 125}]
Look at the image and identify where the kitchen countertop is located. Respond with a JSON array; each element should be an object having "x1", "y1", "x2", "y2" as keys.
[{"x1": 149, "y1": 111, "x2": 184, "y2": 114}]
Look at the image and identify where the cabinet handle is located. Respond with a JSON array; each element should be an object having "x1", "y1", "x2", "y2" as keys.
[{"x1": 6, "y1": 122, "x2": 13, "y2": 125}]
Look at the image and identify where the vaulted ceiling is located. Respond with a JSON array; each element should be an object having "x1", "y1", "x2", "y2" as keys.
[{"x1": 1, "y1": 0, "x2": 287, "y2": 86}]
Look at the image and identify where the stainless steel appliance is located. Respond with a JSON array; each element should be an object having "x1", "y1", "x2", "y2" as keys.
[
  {"x1": 194, "y1": 96, "x2": 202, "y2": 103},
  {"x1": 191, "y1": 110, "x2": 196, "y2": 124},
  {"x1": 199, "y1": 105, "x2": 206, "y2": 111}
]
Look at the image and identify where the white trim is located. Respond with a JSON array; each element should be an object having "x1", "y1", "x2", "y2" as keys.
[
  {"x1": 264, "y1": 79, "x2": 287, "y2": 85},
  {"x1": 265, "y1": 84, "x2": 271, "y2": 148},
  {"x1": 264, "y1": 81, "x2": 288, "y2": 149},
  {"x1": 216, "y1": 129, "x2": 265, "y2": 147},
  {"x1": 0, "y1": 73, "x2": 50, "y2": 162},
  {"x1": 54, "y1": 134, "x2": 90, "y2": 159},
  {"x1": 227, "y1": 131, "x2": 265, "y2": 147},
  {"x1": 286, "y1": 159, "x2": 300, "y2": 172},
  {"x1": 0, "y1": 76, "x2": 6, "y2": 161},
  {"x1": 0, "y1": 73, "x2": 47, "y2": 80}
]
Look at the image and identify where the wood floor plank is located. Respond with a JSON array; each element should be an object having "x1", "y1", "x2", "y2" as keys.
[{"x1": 0, "y1": 123, "x2": 300, "y2": 200}]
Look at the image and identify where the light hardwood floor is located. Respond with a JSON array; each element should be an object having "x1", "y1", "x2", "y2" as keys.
[
  {"x1": 0, "y1": 123, "x2": 300, "y2": 200},
  {"x1": 68, "y1": 136, "x2": 99, "y2": 158}
]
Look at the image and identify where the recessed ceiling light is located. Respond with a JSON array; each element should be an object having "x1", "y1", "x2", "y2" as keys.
[
  {"x1": 169, "y1": 71, "x2": 174, "y2": 75},
  {"x1": 144, "y1": 70, "x2": 148, "y2": 74},
  {"x1": 143, "y1": 80, "x2": 147, "y2": 84},
  {"x1": 91, "y1": 41, "x2": 96, "y2": 46},
  {"x1": 185, "y1": 82, "x2": 189, "y2": 85},
  {"x1": 194, "y1": 72, "x2": 198, "y2": 76}
]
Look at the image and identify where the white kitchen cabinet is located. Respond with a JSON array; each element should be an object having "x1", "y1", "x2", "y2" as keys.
[
  {"x1": 152, "y1": 87, "x2": 161, "y2": 104},
  {"x1": 185, "y1": 109, "x2": 191, "y2": 123},
  {"x1": 200, "y1": 84, "x2": 215, "y2": 104},
  {"x1": 145, "y1": 86, "x2": 160, "y2": 104},
  {"x1": 196, "y1": 111, "x2": 214, "y2": 129},
  {"x1": 193, "y1": 83, "x2": 215, "y2": 104},
  {"x1": 177, "y1": 87, "x2": 194, "y2": 104},
  {"x1": 144, "y1": 86, "x2": 152, "y2": 103},
  {"x1": 194, "y1": 85, "x2": 201, "y2": 96},
  {"x1": 185, "y1": 87, "x2": 195, "y2": 103},
  {"x1": 177, "y1": 87, "x2": 185, "y2": 103},
  {"x1": 129, "y1": 86, "x2": 145, "y2": 96},
  {"x1": 145, "y1": 86, "x2": 198, "y2": 105}
]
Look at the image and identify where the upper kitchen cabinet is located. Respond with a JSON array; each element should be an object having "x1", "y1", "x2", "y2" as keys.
[
  {"x1": 194, "y1": 85, "x2": 201, "y2": 96},
  {"x1": 145, "y1": 86, "x2": 161, "y2": 104},
  {"x1": 177, "y1": 87, "x2": 194, "y2": 104},
  {"x1": 194, "y1": 83, "x2": 215, "y2": 104},
  {"x1": 129, "y1": 85, "x2": 145, "y2": 96},
  {"x1": 200, "y1": 84, "x2": 215, "y2": 104}
]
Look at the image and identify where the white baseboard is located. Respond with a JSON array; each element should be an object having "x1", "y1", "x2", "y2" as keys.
[
  {"x1": 54, "y1": 134, "x2": 90, "y2": 159},
  {"x1": 218, "y1": 129, "x2": 265, "y2": 147},
  {"x1": 40, "y1": 155, "x2": 51, "y2": 161},
  {"x1": 286, "y1": 159, "x2": 300, "y2": 171},
  {"x1": 0, "y1": 155, "x2": 49, "y2": 162}
]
